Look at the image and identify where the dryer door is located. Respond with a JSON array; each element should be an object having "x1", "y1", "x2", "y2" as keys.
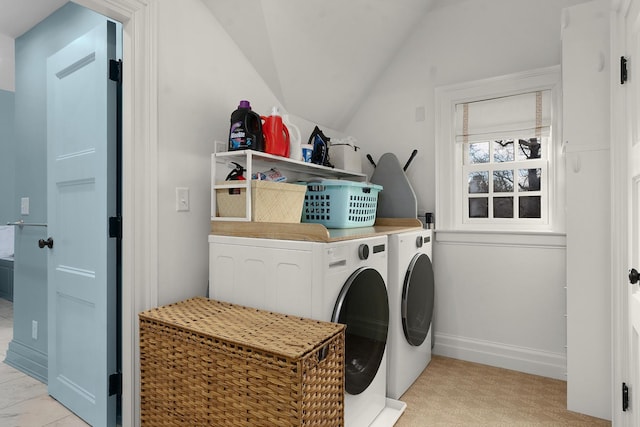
[
  {"x1": 332, "y1": 267, "x2": 389, "y2": 395},
  {"x1": 402, "y1": 253, "x2": 434, "y2": 346}
]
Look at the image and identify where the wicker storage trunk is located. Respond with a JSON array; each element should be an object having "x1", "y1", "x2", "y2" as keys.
[{"x1": 139, "y1": 297, "x2": 345, "y2": 426}]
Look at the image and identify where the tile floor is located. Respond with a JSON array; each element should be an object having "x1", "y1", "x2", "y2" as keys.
[
  {"x1": 0, "y1": 298, "x2": 88, "y2": 427},
  {"x1": 0, "y1": 296, "x2": 609, "y2": 426}
]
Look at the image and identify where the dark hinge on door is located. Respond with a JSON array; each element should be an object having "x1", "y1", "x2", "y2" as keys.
[
  {"x1": 109, "y1": 59, "x2": 122, "y2": 83},
  {"x1": 621, "y1": 56, "x2": 628, "y2": 85},
  {"x1": 623, "y1": 382, "x2": 629, "y2": 411},
  {"x1": 109, "y1": 372, "x2": 122, "y2": 396},
  {"x1": 109, "y1": 216, "x2": 122, "y2": 239}
]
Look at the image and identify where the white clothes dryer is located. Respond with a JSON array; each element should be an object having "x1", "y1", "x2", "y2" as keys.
[
  {"x1": 208, "y1": 234, "x2": 405, "y2": 427},
  {"x1": 386, "y1": 229, "x2": 434, "y2": 400}
]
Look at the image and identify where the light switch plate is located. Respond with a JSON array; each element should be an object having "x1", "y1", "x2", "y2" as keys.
[
  {"x1": 176, "y1": 187, "x2": 190, "y2": 212},
  {"x1": 21, "y1": 197, "x2": 29, "y2": 215},
  {"x1": 214, "y1": 140, "x2": 227, "y2": 153}
]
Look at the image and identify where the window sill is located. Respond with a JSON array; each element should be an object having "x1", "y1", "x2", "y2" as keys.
[{"x1": 434, "y1": 229, "x2": 566, "y2": 248}]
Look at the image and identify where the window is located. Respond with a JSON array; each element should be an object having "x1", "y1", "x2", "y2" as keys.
[
  {"x1": 435, "y1": 67, "x2": 563, "y2": 233},
  {"x1": 458, "y1": 90, "x2": 550, "y2": 224},
  {"x1": 465, "y1": 137, "x2": 546, "y2": 220}
]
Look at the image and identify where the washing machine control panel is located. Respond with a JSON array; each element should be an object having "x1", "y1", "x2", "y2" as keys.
[
  {"x1": 358, "y1": 244, "x2": 369, "y2": 260},
  {"x1": 373, "y1": 244, "x2": 386, "y2": 254},
  {"x1": 415, "y1": 235, "x2": 431, "y2": 249},
  {"x1": 357, "y1": 243, "x2": 387, "y2": 260}
]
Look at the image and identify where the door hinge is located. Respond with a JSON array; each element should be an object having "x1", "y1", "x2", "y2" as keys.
[
  {"x1": 109, "y1": 59, "x2": 122, "y2": 83},
  {"x1": 621, "y1": 56, "x2": 628, "y2": 85},
  {"x1": 109, "y1": 216, "x2": 122, "y2": 239},
  {"x1": 109, "y1": 372, "x2": 122, "y2": 396},
  {"x1": 623, "y1": 382, "x2": 629, "y2": 411}
]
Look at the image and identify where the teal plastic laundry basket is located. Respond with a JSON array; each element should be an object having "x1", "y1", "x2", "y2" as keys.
[{"x1": 301, "y1": 180, "x2": 383, "y2": 228}]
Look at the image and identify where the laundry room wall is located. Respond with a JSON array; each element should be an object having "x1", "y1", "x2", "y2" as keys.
[
  {"x1": 344, "y1": 0, "x2": 584, "y2": 379},
  {"x1": 154, "y1": 0, "x2": 346, "y2": 306},
  {"x1": 0, "y1": 34, "x2": 15, "y2": 227},
  {"x1": 0, "y1": 33, "x2": 14, "y2": 92},
  {"x1": 0, "y1": 89, "x2": 15, "y2": 225}
]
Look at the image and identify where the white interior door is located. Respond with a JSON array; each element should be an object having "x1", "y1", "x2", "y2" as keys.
[
  {"x1": 626, "y1": 0, "x2": 640, "y2": 424},
  {"x1": 46, "y1": 22, "x2": 118, "y2": 427}
]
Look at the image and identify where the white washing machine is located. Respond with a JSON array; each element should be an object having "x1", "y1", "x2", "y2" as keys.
[
  {"x1": 386, "y1": 229, "x2": 434, "y2": 400},
  {"x1": 208, "y1": 234, "x2": 405, "y2": 427}
]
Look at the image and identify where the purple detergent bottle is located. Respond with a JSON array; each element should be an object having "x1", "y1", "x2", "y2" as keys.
[{"x1": 228, "y1": 100, "x2": 264, "y2": 151}]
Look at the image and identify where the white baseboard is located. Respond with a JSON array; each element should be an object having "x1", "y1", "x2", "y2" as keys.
[{"x1": 432, "y1": 332, "x2": 567, "y2": 380}]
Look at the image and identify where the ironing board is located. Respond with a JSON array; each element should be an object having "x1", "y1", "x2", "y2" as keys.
[{"x1": 370, "y1": 153, "x2": 417, "y2": 218}]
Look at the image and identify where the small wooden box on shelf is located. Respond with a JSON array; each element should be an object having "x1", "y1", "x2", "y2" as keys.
[{"x1": 215, "y1": 179, "x2": 307, "y2": 223}]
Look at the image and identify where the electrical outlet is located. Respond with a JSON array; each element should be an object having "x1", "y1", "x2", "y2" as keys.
[
  {"x1": 176, "y1": 187, "x2": 190, "y2": 212},
  {"x1": 32, "y1": 320, "x2": 38, "y2": 340}
]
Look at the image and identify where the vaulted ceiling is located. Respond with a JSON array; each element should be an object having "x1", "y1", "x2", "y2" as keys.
[
  {"x1": 0, "y1": 0, "x2": 67, "y2": 38},
  {"x1": 2, "y1": 0, "x2": 458, "y2": 130},
  {"x1": 201, "y1": 0, "x2": 453, "y2": 130}
]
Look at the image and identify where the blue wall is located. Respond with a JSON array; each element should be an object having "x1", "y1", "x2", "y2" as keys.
[
  {"x1": 5, "y1": 2, "x2": 109, "y2": 382},
  {"x1": 0, "y1": 89, "x2": 15, "y2": 226}
]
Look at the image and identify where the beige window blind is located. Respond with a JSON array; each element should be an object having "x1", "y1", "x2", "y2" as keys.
[{"x1": 455, "y1": 90, "x2": 551, "y2": 143}]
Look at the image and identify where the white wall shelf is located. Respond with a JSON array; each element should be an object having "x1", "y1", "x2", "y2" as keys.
[{"x1": 211, "y1": 150, "x2": 366, "y2": 221}]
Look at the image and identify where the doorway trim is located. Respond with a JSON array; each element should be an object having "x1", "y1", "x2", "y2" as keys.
[
  {"x1": 72, "y1": 0, "x2": 158, "y2": 425},
  {"x1": 611, "y1": 1, "x2": 630, "y2": 425}
]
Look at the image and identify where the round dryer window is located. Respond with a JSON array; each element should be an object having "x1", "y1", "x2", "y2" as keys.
[
  {"x1": 402, "y1": 253, "x2": 434, "y2": 346},
  {"x1": 332, "y1": 267, "x2": 389, "y2": 395}
]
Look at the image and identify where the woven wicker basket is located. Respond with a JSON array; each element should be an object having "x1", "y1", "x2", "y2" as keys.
[
  {"x1": 216, "y1": 180, "x2": 306, "y2": 222},
  {"x1": 139, "y1": 297, "x2": 345, "y2": 426}
]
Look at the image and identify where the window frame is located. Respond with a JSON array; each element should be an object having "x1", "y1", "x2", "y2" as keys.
[
  {"x1": 435, "y1": 66, "x2": 564, "y2": 234},
  {"x1": 463, "y1": 136, "x2": 548, "y2": 224}
]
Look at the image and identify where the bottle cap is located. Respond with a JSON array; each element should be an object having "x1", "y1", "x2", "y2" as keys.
[
  {"x1": 239, "y1": 100, "x2": 251, "y2": 109},
  {"x1": 271, "y1": 106, "x2": 280, "y2": 116}
]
